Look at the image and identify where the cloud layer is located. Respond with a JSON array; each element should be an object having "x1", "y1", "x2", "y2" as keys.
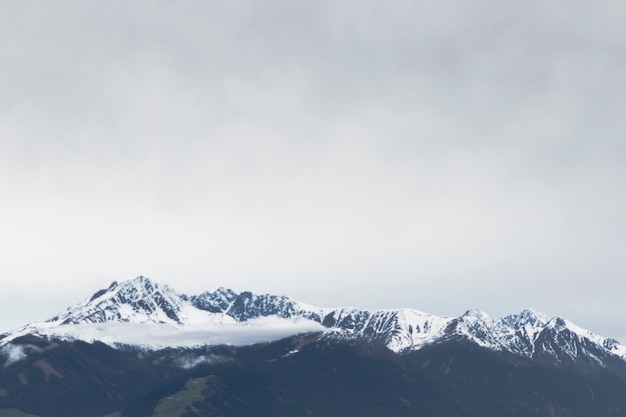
[{"x1": 1, "y1": 1, "x2": 625, "y2": 342}]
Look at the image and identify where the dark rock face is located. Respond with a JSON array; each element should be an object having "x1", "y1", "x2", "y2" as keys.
[
  {"x1": 191, "y1": 289, "x2": 323, "y2": 322},
  {"x1": 189, "y1": 287, "x2": 238, "y2": 313}
]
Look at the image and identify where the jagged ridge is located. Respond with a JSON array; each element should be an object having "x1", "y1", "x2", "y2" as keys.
[{"x1": 1, "y1": 276, "x2": 625, "y2": 368}]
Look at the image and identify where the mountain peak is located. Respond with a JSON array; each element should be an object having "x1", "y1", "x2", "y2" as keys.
[
  {"x1": 51, "y1": 276, "x2": 186, "y2": 325},
  {"x1": 459, "y1": 309, "x2": 493, "y2": 321},
  {"x1": 502, "y1": 308, "x2": 550, "y2": 327}
]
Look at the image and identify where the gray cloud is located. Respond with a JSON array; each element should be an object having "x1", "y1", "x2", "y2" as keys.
[{"x1": 1, "y1": 1, "x2": 625, "y2": 342}]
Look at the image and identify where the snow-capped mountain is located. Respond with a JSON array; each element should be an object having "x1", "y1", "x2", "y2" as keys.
[
  {"x1": 50, "y1": 277, "x2": 190, "y2": 325},
  {"x1": 1, "y1": 276, "x2": 624, "y2": 368}
]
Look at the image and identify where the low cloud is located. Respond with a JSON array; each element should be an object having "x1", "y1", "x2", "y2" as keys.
[
  {"x1": 26, "y1": 317, "x2": 326, "y2": 350},
  {"x1": 0, "y1": 343, "x2": 42, "y2": 366},
  {"x1": 176, "y1": 354, "x2": 227, "y2": 369}
]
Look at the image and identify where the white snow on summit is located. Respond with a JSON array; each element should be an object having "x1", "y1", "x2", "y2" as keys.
[
  {"x1": 1, "y1": 276, "x2": 625, "y2": 367},
  {"x1": 1, "y1": 277, "x2": 326, "y2": 350}
]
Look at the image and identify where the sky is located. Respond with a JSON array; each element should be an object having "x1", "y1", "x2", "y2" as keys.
[{"x1": 1, "y1": 1, "x2": 625, "y2": 342}]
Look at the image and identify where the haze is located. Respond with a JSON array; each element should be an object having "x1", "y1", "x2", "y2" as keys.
[{"x1": 1, "y1": 1, "x2": 625, "y2": 342}]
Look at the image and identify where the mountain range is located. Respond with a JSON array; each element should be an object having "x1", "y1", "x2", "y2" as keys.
[{"x1": 1, "y1": 276, "x2": 625, "y2": 417}]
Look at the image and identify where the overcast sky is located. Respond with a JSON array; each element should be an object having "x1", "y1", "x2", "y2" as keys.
[{"x1": 1, "y1": 1, "x2": 625, "y2": 342}]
